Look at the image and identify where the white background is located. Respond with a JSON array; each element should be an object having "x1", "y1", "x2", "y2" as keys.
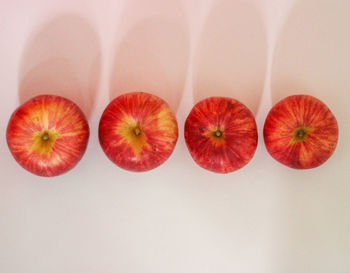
[{"x1": 1, "y1": 0, "x2": 350, "y2": 272}]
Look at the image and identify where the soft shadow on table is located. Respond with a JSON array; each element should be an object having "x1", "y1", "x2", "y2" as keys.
[
  {"x1": 270, "y1": 0, "x2": 350, "y2": 271},
  {"x1": 109, "y1": 0, "x2": 189, "y2": 113},
  {"x1": 193, "y1": 0, "x2": 267, "y2": 115},
  {"x1": 19, "y1": 14, "x2": 101, "y2": 118}
]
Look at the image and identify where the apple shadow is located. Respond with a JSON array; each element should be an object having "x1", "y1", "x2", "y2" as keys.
[
  {"x1": 270, "y1": 0, "x2": 350, "y2": 271},
  {"x1": 193, "y1": 0, "x2": 267, "y2": 115},
  {"x1": 19, "y1": 14, "x2": 101, "y2": 118},
  {"x1": 109, "y1": 0, "x2": 189, "y2": 113}
]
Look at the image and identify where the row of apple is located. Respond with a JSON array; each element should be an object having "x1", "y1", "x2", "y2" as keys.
[{"x1": 6, "y1": 92, "x2": 338, "y2": 177}]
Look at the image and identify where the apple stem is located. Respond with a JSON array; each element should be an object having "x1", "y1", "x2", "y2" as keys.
[
  {"x1": 296, "y1": 129, "x2": 306, "y2": 139},
  {"x1": 134, "y1": 127, "x2": 141, "y2": 136},
  {"x1": 42, "y1": 132, "x2": 50, "y2": 141},
  {"x1": 214, "y1": 130, "x2": 222, "y2": 138}
]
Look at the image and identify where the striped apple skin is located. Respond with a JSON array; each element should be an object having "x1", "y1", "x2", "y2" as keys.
[
  {"x1": 264, "y1": 95, "x2": 338, "y2": 169},
  {"x1": 184, "y1": 97, "x2": 258, "y2": 174},
  {"x1": 99, "y1": 92, "x2": 178, "y2": 172},
  {"x1": 6, "y1": 95, "x2": 89, "y2": 177}
]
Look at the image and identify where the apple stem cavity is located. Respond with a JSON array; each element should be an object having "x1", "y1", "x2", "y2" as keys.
[
  {"x1": 292, "y1": 126, "x2": 311, "y2": 143},
  {"x1": 42, "y1": 132, "x2": 50, "y2": 141},
  {"x1": 214, "y1": 130, "x2": 223, "y2": 138},
  {"x1": 296, "y1": 129, "x2": 306, "y2": 139},
  {"x1": 133, "y1": 127, "x2": 142, "y2": 136}
]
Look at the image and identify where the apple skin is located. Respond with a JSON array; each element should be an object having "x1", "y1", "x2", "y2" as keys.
[
  {"x1": 6, "y1": 95, "x2": 89, "y2": 177},
  {"x1": 264, "y1": 95, "x2": 338, "y2": 169},
  {"x1": 99, "y1": 92, "x2": 178, "y2": 172},
  {"x1": 184, "y1": 97, "x2": 258, "y2": 174}
]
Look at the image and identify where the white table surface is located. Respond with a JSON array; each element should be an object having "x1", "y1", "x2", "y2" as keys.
[{"x1": 1, "y1": 0, "x2": 349, "y2": 272}]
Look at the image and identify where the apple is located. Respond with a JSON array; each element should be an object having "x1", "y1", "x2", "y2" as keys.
[
  {"x1": 6, "y1": 95, "x2": 90, "y2": 177},
  {"x1": 263, "y1": 94, "x2": 338, "y2": 169},
  {"x1": 184, "y1": 97, "x2": 258, "y2": 173},
  {"x1": 99, "y1": 92, "x2": 178, "y2": 172}
]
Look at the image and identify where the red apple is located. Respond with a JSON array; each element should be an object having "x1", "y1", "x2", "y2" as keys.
[
  {"x1": 99, "y1": 92, "x2": 178, "y2": 172},
  {"x1": 184, "y1": 97, "x2": 258, "y2": 173},
  {"x1": 6, "y1": 95, "x2": 89, "y2": 177},
  {"x1": 264, "y1": 95, "x2": 338, "y2": 169}
]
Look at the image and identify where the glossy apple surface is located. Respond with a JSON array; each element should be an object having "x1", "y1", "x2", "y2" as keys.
[
  {"x1": 184, "y1": 97, "x2": 258, "y2": 173},
  {"x1": 264, "y1": 94, "x2": 338, "y2": 169},
  {"x1": 7, "y1": 95, "x2": 89, "y2": 177},
  {"x1": 99, "y1": 92, "x2": 178, "y2": 172}
]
